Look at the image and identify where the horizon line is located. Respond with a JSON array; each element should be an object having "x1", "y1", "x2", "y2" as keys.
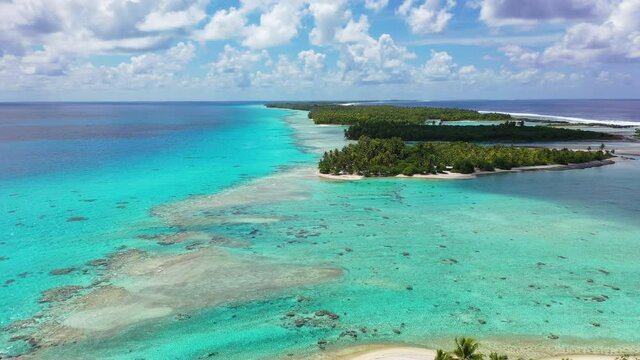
[{"x1": 0, "y1": 98, "x2": 639, "y2": 104}]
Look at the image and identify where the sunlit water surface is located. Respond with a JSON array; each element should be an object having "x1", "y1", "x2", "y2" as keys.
[{"x1": 0, "y1": 104, "x2": 639, "y2": 359}]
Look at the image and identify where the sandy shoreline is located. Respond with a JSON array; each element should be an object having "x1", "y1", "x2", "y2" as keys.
[
  {"x1": 317, "y1": 159, "x2": 616, "y2": 181},
  {"x1": 308, "y1": 344, "x2": 635, "y2": 360}
]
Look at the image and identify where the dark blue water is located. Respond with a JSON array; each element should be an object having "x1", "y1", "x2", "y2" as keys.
[
  {"x1": 0, "y1": 103, "x2": 308, "y2": 357},
  {"x1": 367, "y1": 99, "x2": 640, "y2": 125},
  {"x1": 0, "y1": 102, "x2": 261, "y2": 179}
]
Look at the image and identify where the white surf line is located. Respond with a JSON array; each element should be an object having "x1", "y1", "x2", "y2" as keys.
[{"x1": 478, "y1": 110, "x2": 639, "y2": 127}]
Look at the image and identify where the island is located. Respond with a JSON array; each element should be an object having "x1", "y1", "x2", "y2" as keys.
[
  {"x1": 267, "y1": 103, "x2": 620, "y2": 142},
  {"x1": 267, "y1": 103, "x2": 512, "y2": 124},
  {"x1": 318, "y1": 137, "x2": 614, "y2": 178},
  {"x1": 267, "y1": 102, "x2": 621, "y2": 179},
  {"x1": 345, "y1": 121, "x2": 618, "y2": 142}
]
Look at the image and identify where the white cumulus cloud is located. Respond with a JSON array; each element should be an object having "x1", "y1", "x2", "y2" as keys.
[
  {"x1": 496, "y1": 0, "x2": 640, "y2": 65},
  {"x1": 397, "y1": 0, "x2": 456, "y2": 35},
  {"x1": 207, "y1": 45, "x2": 272, "y2": 87},
  {"x1": 339, "y1": 33, "x2": 416, "y2": 84},
  {"x1": 542, "y1": 0, "x2": 640, "y2": 64},
  {"x1": 243, "y1": 1, "x2": 307, "y2": 48},
  {"x1": 420, "y1": 50, "x2": 457, "y2": 80},
  {"x1": 308, "y1": 0, "x2": 350, "y2": 46},
  {"x1": 365, "y1": 0, "x2": 390, "y2": 12},
  {"x1": 198, "y1": 7, "x2": 248, "y2": 41}
]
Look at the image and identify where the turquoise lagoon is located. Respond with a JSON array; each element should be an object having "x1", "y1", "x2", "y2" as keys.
[{"x1": 0, "y1": 104, "x2": 639, "y2": 359}]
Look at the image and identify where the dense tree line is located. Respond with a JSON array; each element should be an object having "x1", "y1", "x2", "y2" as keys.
[
  {"x1": 345, "y1": 122, "x2": 619, "y2": 142},
  {"x1": 319, "y1": 137, "x2": 612, "y2": 176},
  {"x1": 265, "y1": 102, "x2": 335, "y2": 111},
  {"x1": 309, "y1": 105, "x2": 511, "y2": 124},
  {"x1": 266, "y1": 103, "x2": 511, "y2": 124}
]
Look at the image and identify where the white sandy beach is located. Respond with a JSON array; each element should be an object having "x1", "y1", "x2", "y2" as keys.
[
  {"x1": 305, "y1": 344, "x2": 436, "y2": 360},
  {"x1": 317, "y1": 172, "x2": 365, "y2": 180},
  {"x1": 316, "y1": 159, "x2": 616, "y2": 181},
  {"x1": 308, "y1": 344, "x2": 633, "y2": 360},
  {"x1": 348, "y1": 347, "x2": 437, "y2": 360},
  {"x1": 318, "y1": 170, "x2": 474, "y2": 181}
]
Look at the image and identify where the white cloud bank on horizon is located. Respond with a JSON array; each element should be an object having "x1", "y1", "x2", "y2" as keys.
[
  {"x1": 497, "y1": 0, "x2": 640, "y2": 65},
  {"x1": 0, "y1": 0, "x2": 637, "y2": 100}
]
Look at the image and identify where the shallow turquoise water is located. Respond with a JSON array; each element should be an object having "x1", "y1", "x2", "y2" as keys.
[
  {"x1": 1, "y1": 105, "x2": 639, "y2": 359},
  {"x1": 0, "y1": 104, "x2": 309, "y2": 356}
]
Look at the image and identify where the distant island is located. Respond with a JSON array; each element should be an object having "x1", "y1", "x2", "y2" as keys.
[
  {"x1": 267, "y1": 102, "x2": 620, "y2": 141},
  {"x1": 267, "y1": 103, "x2": 619, "y2": 179},
  {"x1": 266, "y1": 103, "x2": 511, "y2": 123}
]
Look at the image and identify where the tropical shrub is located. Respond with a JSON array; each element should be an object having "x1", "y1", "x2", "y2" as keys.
[{"x1": 453, "y1": 337, "x2": 484, "y2": 360}]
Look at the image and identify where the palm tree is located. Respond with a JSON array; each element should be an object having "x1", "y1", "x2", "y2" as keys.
[
  {"x1": 435, "y1": 349, "x2": 453, "y2": 360},
  {"x1": 453, "y1": 337, "x2": 484, "y2": 360},
  {"x1": 489, "y1": 352, "x2": 508, "y2": 360}
]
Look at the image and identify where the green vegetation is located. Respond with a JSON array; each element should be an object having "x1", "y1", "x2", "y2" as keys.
[
  {"x1": 310, "y1": 105, "x2": 511, "y2": 125},
  {"x1": 319, "y1": 137, "x2": 612, "y2": 176},
  {"x1": 345, "y1": 121, "x2": 619, "y2": 142},
  {"x1": 271, "y1": 103, "x2": 618, "y2": 178},
  {"x1": 432, "y1": 337, "x2": 638, "y2": 360},
  {"x1": 266, "y1": 103, "x2": 511, "y2": 124},
  {"x1": 434, "y1": 337, "x2": 506, "y2": 360},
  {"x1": 435, "y1": 349, "x2": 454, "y2": 360},
  {"x1": 547, "y1": 122, "x2": 634, "y2": 129},
  {"x1": 267, "y1": 103, "x2": 618, "y2": 142},
  {"x1": 265, "y1": 102, "x2": 336, "y2": 111},
  {"x1": 635, "y1": 128, "x2": 640, "y2": 138},
  {"x1": 453, "y1": 337, "x2": 484, "y2": 360},
  {"x1": 489, "y1": 353, "x2": 509, "y2": 360}
]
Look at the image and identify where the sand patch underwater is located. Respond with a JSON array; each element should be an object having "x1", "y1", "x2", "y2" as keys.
[
  {"x1": 27, "y1": 248, "x2": 342, "y2": 353},
  {"x1": 152, "y1": 167, "x2": 317, "y2": 227}
]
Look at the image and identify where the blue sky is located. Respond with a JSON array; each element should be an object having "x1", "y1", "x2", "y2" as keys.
[{"x1": 0, "y1": 0, "x2": 638, "y2": 101}]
